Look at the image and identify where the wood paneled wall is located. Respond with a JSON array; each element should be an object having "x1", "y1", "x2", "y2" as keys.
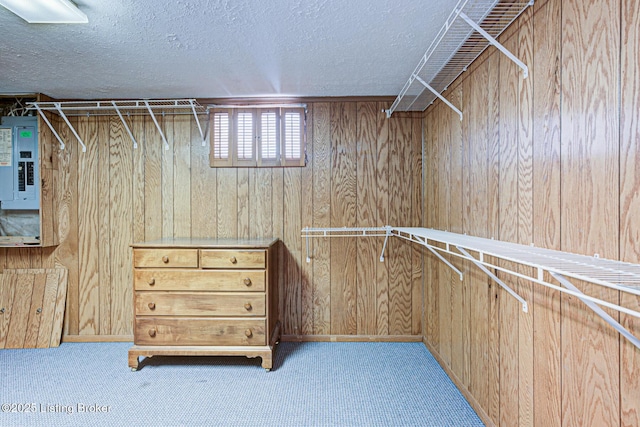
[
  {"x1": 0, "y1": 101, "x2": 422, "y2": 340},
  {"x1": 422, "y1": 0, "x2": 640, "y2": 426}
]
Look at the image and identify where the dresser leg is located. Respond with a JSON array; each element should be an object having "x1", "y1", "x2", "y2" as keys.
[
  {"x1": 128, "y1": 351, "x2": 140, "y2": 371},
  {"x1": 261, "y1": 352, "x2": 273, "y2": 371}
]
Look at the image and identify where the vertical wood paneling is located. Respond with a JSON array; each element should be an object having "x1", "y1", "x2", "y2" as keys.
[
  {"x1": 561, "y1": 0, "x2": 620, "y2": 425},
  {"x1": 76, "y1": 118, "x2": 99, "y2": 335},
  {"x1": 330, "y1": 102, "x2": 357, "y2": 335},
  {"x1": 312, "y1": 102, "x2": 331, "y2": 334},
  {"x1": 388, "y1": 115, "x2": 412, "y2": 335},
  {"x1": 300, "y1": 104, "x2": 314, "y2": 335},
  {"x1": 356, "y1": 102, "x2": 378, "y2": 335},
  {"x1": 132, "y1": 116, "x2": 146, "y2": 244},
  {"x1": 191, "y1": 117, "x2": 216, "y2": 239},
  {"x1": 375, "y1": 102, "x2": 390, "y2": 336},
  {"x1": 144, "y1": 116, "x2": 162, "y2": 241},
  {"x1": 411, "y1": 116, "x2": 423, "y2": 336},
  {"x1": 108, "y1": 118, "x2": 132, "y2": 335},
  {"x1": 217, "y1": 168, "x2": 238, "y2": 239},
  {"x1": 237, "y1": 168, "x2": 249, "y2": 239},
  {"x1": 620, "y1": 1, "x2": 640, "y2": 426},
  {"x1": 283, "y1": 167, "x2": 302, "y2": 335},
  {"x1": 161, "y1": 115, "x2": 174, "y2": 238},
  {"x1": 55, "y1": 117, "x2": 79, "y2": 336},
  {"x1": 97, "y1": 117, "x2": 112, "y2": 334},
  {"x1": 532, "y1": 0, "x2": 562, "y2": 425},
  {"x1": 173, "y1": 114, "x2": 191, "y2": 237},
  {"x1": 517, "y1": 9, "x2": 535, "y2": 427}
]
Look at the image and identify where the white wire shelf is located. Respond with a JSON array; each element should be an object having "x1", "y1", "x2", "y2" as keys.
[
  {"x1": 28, "y1": 99, "x2": 209, "y2": 152},
  {"x1": 386, "y1": 0, "x2": 534, "y2": 117},
  {"x1": 301, "y1": 226, "x2": 640, "y2": 350}
]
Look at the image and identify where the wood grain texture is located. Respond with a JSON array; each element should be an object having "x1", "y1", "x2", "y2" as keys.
[
  {"x1": 283, "y1": 167, "x2": 301, "y2": 335},
  {"x1": 144, "y1": 115, "x2": 162, "y2": 241},
  {"x1": 173, "y1": 113, "x2": 191, "y2": 237},
  {"x1": 312, "y1": 102, "x2": 331, "y2": 334},
  {"x1": 237, "y1": 168, "x2": 249, "y2": 239},
  {"x1": 161, "y1": 114, "x2": 174, "y2": 238},
  {"x1": 356, "y1": 102, "x2": 378, "y2": 335},
  {"x1": 375, "y1": 102, "x2": 390, "y2": 336},
  {"x1": 388, "y1": 115, "x2": 412, "y2": 335},
  {"x1": 330, "y1": 102, "x2": 357, "y2": 335},
  {"x1": 620, "y1": 1, "x2": 640, "y2": 426},
  {"x1": 190, "y1": 115, "x2": 217, "y2": 239},
  {"x1": 108, "y1": 117, "x2": 133, "y2": 335},
  {"x1": 411, "y1": 115, "x2": 423, "y2": 336},
  {"x1": 97, "y1": 117, "x2": 112, "y2": 334},
  {"x1": 76, "y1": 118, "x2": 100, "y2": 335},
  {"x1": 532, "y1": 1, "x2": 563, "y2": 426},
  {"x1": 561, "y1": 0, "x2": 620, "y2": 425},
  {"x1": 300, "y1": 104, "x2": 314, "y2": 335},
  {"x1": 217, "y1": 168, "x2": 238, "y2": 239}
]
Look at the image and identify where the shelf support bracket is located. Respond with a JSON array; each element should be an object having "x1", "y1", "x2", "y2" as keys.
[
  {"x1": 550, "y1": 272, "x2": 640, "y2": 351},
  {"x1": 458, "y1": 11, "x2": 529, "y2": 79},
  {"x1": 189, "y1": 99, "x2": 208, "y2": 147},
  {"x1": 380, "y1": 226, "x2": 392, "y2": 262},
  {"x1": 54, "y1": 102, "x2": 87, "y2": 152},
  {"x1": 413, "y1": 74, "x2": 463, "y2": 121},
  {"x1": 456, "y1": 246, "x2": 528, "y2": 313},
  {"x1": 33, "y1": 104, "x2": 65, "y2": 151},
  {"x1": 144, "y1": 101, "x2": 170, "y2": 150},
  {"x1": 112, "y1": 101, "x2": 138, "y2": 149},
  {"x1": 305, "y1": 228, "x2": 312, "y2": 263}
]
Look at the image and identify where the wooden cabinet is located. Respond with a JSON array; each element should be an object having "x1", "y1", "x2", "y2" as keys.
[{"x1": 128, "y1": 238, "x2": 280, "y2": 371}]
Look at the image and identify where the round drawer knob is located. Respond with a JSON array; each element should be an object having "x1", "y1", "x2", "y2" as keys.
[
  {"x1": 148, "y1": 302, "x2": 156, "y2": 310},
  {"x1": 244, "y1": 329, "x2": 253, "y2": 338},
  {"x1": 148, "y1": 277, "x2": 156, "y2": 286},
  {"x1": 243, "y1": 278, "x2": 252, "y2": 286},
  {"x1": 148, "y1": 329, "x2": 156, "y2": 337},
  {"x1": 162, "y1": 256, "x2": 169, "y2": 264},
  {"x1": 230, "y1": 256, "x2": 237, "y2": 264},
  {"x1": 244, "y1": 303, "x2": 252, "y2": 311}
]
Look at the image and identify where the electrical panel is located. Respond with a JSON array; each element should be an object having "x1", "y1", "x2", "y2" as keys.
[{"x1": 0, "y1": 116, "x2": 39, "y2": 210}]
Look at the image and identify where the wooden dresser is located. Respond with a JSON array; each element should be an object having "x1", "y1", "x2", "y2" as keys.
[{"x1": 128, "y1": 238, "x2": 280, "y2": 371}]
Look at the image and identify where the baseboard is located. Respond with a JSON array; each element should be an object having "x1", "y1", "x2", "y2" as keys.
[
  {"x1": 281, "y1": 334, "x2": 423, "y2": 342},
  {"x1": 422, "y1": 338, "x2": 495, "y2": 427},
  {"x1": 62, "y1": 335, "x2": 134, "y2": 343}
]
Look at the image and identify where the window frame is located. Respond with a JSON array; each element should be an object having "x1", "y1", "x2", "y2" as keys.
[{"x1": 209, "y1": 105, "x2": 306, "y2": 168}]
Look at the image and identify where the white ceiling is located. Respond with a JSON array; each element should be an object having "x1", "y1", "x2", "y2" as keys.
[{"x1": 0, "y1": 0, "x2": 457, "y2": 100}]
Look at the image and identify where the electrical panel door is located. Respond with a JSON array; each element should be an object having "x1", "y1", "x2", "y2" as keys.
[{"x1": 0, "y1": 116, "x2": 39, "y2": 210}]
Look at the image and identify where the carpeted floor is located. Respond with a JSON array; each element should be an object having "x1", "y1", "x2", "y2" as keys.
[{"x1": 0, "y1": 341, "x2": 483, "y2": 427}]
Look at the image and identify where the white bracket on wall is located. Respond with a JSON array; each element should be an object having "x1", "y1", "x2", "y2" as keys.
[
  {"x1": 301, "y1": 226, "x2": 640, "y2": 350},
  {"x1": 386, "y1": 0, "x2": 534, "y2": 117},
  {"x1": 28, "y1": 99, "x2": 208, "y2": 152}
]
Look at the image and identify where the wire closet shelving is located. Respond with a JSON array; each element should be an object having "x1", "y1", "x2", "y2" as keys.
[
  {"x1": 28, "y1": 99, "x2": 208, "y2": 152},
  {"x1": 301, "y1": 226, "x2": 640, "y2": 351},
  {"x1": 386, "y1": 0, "x2": 534, "y2": 118}
]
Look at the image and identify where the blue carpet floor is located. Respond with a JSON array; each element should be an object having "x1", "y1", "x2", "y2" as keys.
[{"x1": 0, "y1": 341, "x2": 483, "y2": 427}]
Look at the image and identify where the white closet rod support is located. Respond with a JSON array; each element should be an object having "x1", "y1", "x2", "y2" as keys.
[
  {"x1": 413, "y1": 75, "x2": 463, "y2": 121},
  {"x1": 550, "y1": 272, "x2": 640, "y2": 351},
  {"x1": 456, "y1": 246, "x2": 528, "y2": 313},
  {"x1": 34, "y1": 104, "x2": 65, "y2": 150},
  {"x1": 458, "y1": 11, "x2": 529, "y2": 79},
  {"x1": 112, "y1": 101, "x2": 138, "y2": 149},
  {"x1": 54, "y1": 103, "x2": 86, "y2": 152},
  {"x1": 144, "y1": 101, "x2": 170, "y2": 150}
]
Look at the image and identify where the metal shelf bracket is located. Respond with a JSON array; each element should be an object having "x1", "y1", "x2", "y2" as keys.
[
  {"x1": 413, "y1": 75, "x2": 463, "y2": 121},
  {"x1": 458, "y1": 11, "x2": 529, "y2": 79}
]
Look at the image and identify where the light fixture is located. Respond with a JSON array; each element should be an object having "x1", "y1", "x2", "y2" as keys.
[{"x1": 0, "y1": 0, "x2": 87, "y2": 24}]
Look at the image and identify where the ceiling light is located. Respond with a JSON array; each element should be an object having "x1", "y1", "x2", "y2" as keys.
[{"x1": 0, "y1": 0, "x2": 87, "y2": 24}]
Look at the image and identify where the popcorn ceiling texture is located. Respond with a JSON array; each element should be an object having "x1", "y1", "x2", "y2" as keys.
[{"x1": 0, "y1": 0, "x2": 455, "y2": 99}]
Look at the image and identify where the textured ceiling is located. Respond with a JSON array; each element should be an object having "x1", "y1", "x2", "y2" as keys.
[{"x1": 0, "y1": 0, "x2": 457, "y2": 99}]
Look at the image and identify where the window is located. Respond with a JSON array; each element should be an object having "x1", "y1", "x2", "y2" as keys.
[{"x1": 209, "y1": 106, "x2": 306, "y2": 167}]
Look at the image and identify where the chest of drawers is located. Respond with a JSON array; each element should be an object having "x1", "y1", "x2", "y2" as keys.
[{"x1": 128, "y1": 238, "x2": 280, "y2": 371}]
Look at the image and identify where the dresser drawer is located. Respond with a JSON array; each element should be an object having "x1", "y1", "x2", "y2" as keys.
[
  {"x1": 135, "y1": 292, "x2": 266, "y2": 316},
  {"x1": 134, "y1": 270, "x2": 265, "y2": 292},
  {"x1": 134, "y1": 317, "x2": 266, "y2": 346},
  {"x1": 200, "y1": 250, "x2": 266, "y2": 269},
  {"x1": 134, "y1": 249, "x2": 199, "y2": 268}
]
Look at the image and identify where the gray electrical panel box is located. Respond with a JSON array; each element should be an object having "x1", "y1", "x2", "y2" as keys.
[{"x1": 0, "y1": 116, "x2": 39, "y2": 210}]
